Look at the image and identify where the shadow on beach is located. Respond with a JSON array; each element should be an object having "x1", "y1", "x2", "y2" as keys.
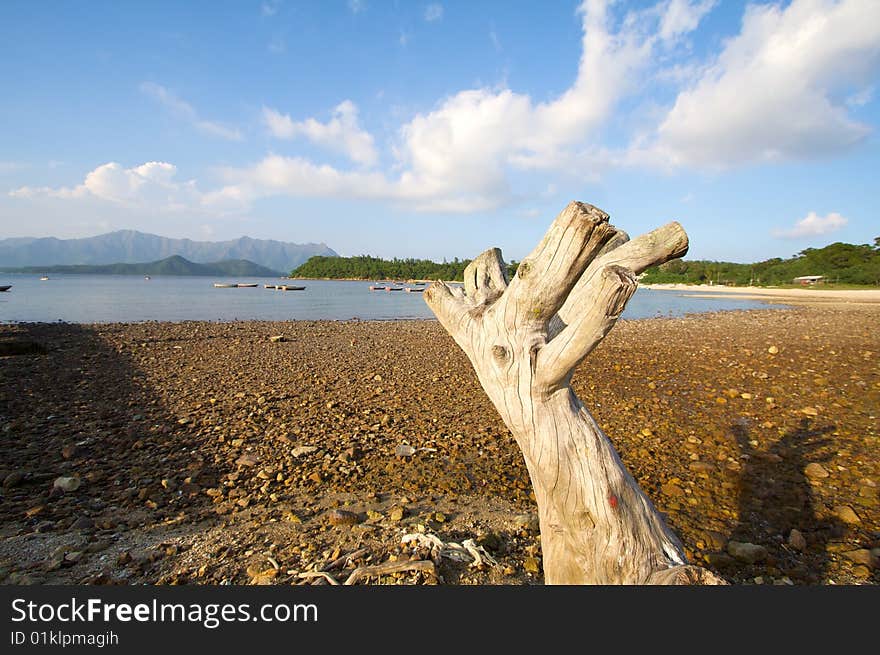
[
  {"x1": 729, "y1": 419, "x2": 846, "y2": 583},
  {"x1": 0, "y1": 322, "x2": 224, "y2": 583}
]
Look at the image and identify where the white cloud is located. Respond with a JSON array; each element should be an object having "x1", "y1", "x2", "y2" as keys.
[
  {"x1": 191, "y1": 0, "x2": 713, "y2": 213},
  {"x1": 399, "y1": 32, "x2": 410, "y2": 47},
  {"x1": 8, "y1": 161, "x2": 222, "y2": 214},
  {"x1": 638, "y1": 0, "x2": 880, "y2": 168},
  {"x1": 13, "y1": 0, "x2": 879, "y2": 219},
  {"x1": 658, "y1": 0, "x2": 716, "y2": 42},
  {"x1": 348, "y1": 0, "x2": 365, "y2": 14},
  {"x1": 773, "y1": 211, "x2": 848, "y2": 239},
  {"x1": 261, "y1": 101, "x2": 378, "y2": 167},
  {"x1": 141, "y1": 82, "x2": 243, "y2": 141},
  {"x1": 424, "y1": 4, "x2": 443, "y2": 22}
]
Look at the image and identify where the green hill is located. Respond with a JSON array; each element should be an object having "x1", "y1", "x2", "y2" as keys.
[
  {"x1": 3, "y1": 255, "x2": 282, "y2": 277},
  {"x1": 291, "y1": 254, "x2": 519, "y2": 281},
  {"x1": 643, "y1": 239, "x2": 880, "y2": 287}
]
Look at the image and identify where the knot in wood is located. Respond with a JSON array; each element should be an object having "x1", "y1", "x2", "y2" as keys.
[{"x1": 491, "y1": 344, "x2": 508, "y2": 361}]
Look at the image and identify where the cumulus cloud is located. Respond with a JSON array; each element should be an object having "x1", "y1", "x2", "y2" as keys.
[
  {"x1": 7, "y1": 161, "x2": 234, "y2": 214},
  {"x1": 13, "y1": 0, "x2": 879, "y2": 218},
  {"x1": 141, "y1": 82, "x2": 243, "y2": 141},
  {"x1": 183, "y1": 0, "x2": 712, "y2": 213},
  {"x1": 262, "y1": 102, "x2": 378, "y2": 167},
  {"x1": 773, "y1": 211, "x2": 848, "y2": 239},
  {"x1": 636, "y1": 0, "x2": 880, "y2": 168},
  {"x1": 424, "y1": 4, "x2": 443, "y2": 22}
]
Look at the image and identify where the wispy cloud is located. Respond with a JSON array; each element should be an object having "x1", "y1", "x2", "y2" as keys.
[
  {"x1": 268, "y1": 36, "x2": 286, "y2": 54},
  {"x1": 424, "y1": 4, "x2": 443, "y2": 22},
  {"x1": 140, "y1": 82, "x2": 243, "y2": 141},
  {"x1": 348, "y1": 0, "x2": 365, "y2": 14},
  {"x1": 0, "y1": 161, "x2": 27, "y2": 174},
  {"x1": 489, "y1": 26, "x2": 501, "y2": 52},
  {"x1": 773, "y1": 212, "x2": 849, "y2": 239},
  {"x1": 261, "y1": 1, "x2": 281, "y2": 17}
]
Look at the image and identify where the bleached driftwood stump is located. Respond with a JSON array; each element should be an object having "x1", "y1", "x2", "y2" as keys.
[{"x1": 424, "y1": 201, "x2": 725, "y2": 584}]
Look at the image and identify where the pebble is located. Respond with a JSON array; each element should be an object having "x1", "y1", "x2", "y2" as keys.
[
  {"x1": 843, "y1": 549, "x2": 877, "y2": 569},
  {"x1": 53, "y1": 476, "x2": 81, "y2": 493},
  {"x1": 787, "y1": 529, "x2": 807, "y2": 552},
  {"x1": 727, "y1": 541, "x2": 768, "y2": 564},
  {"x1": 834, "y1": 505, "x2": 860, "y2": 524},
  {"x1": 71, "y1": 516, "x2": 95, "y2": 530},
  {"x1": 804, "y1": 463, "x2": 829, "y2": 479},
  {"x1": 235, "y1": 454, "x2": 259, "y2": 467},
  {"x1": 661, "y1": 482, "x2": 685, "y2": 497},
  {"x1": 389, "y1": 506, "x2": 405, "y2": 521},
  {"x1": 269, "y1": 335, "x2": 285, "y2": 342},
  {"x1": 292, "y1": 446, "x2": 317, "y2": 458},
  {"x1": 327, "y1": 509, "x2": 361, "y2": 526},
  {"x1": 523, "y1": 557, "x2": 541, "y2": 574},
  {"x1": 394, "y1": 444, "x2": 416, "y2": 458}
]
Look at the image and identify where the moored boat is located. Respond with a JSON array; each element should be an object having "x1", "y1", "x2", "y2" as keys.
[
  {"x1": 236, "y1": 283, "x2": 259, "y2": 288},
  {"x1": 385, "y1": 286, "x2": 403, "y2": 291},
  {"x1": 405, "y1": 287, "x2": 424, "y2": 293},
  {"x1": 0, "y1": 285, "x2": 11, "y2": 292},
  {"x1": 213, "y1": 283, "x2": 235, "y2": 288}
]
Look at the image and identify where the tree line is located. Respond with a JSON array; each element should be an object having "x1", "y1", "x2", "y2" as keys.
[
  {"x1": 641, "y1": 238, "x2": 880, "y2": 286},
  {"x1": 291, "y1": 238, "x2": 879, "y2": 287},
  {"x1": 291, "y1": 254, "x2": 519, "y2": 281}
]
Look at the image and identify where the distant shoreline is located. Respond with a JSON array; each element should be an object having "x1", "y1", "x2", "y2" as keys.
[{"x1": 641, "y1": 283, "x2": 880, "y2": 304}]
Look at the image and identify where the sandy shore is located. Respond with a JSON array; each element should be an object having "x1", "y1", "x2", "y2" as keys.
[
  {"x1": 1, "y1": 305, "x2": 877, "y2": 586},
  {"x1": 642, "y1": 283, "x2": 880, "y2": 304}
]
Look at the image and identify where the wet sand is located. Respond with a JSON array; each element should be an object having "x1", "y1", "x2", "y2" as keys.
[{"x1": 0, "y1": 304, "x2": 877, "y2": 585}]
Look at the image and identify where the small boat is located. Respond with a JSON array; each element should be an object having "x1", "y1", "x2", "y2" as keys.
[
  {"x1": 385, "y1": 286, "x2": 403, "y2": 291},
  {"x1": 264, "y1": 284, "x2": 277, "y2": 289},
  {"x1": 213, "y1": 283, "x2": 235, "y2": 288},
  {"x1": 368, "y1": 285, "x2": 384, "y2": 291},
  {"x1": 236, "y1": 283, "x2": 258, "y2": 288},
  {"x1": 40, "y1": 275, "x2": 49, "y2": 281},
  {"x1": 0, "y1": 285, "x2": 11, "y2": 292},
  {"x1": 405, "y1": 287, "x2": 424, "y2": 293},
  {"x1": 281, "y1": 285, "x2": 306, "y2": 291},
  {"x1": 144, "y1": 275, "x2": 151, "y2": 280}
]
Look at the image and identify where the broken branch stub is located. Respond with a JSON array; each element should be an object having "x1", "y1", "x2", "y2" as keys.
[{"x1": 424, "y1": 201, "x2": 725, "y2": 585}]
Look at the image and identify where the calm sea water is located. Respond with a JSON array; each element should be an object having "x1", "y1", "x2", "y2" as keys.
[{"x1": 0, "y1": 274, "x2": 780, "y2": 323}]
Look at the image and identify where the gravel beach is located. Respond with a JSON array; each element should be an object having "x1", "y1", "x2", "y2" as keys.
[{"x1": 1, "y1": 304, "x2": 878, "y2": 586}]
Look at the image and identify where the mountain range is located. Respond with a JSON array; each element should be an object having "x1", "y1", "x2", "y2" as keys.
[
  {"x1": 0, "y1": 230, "x2": 337, "y2": 272},
  {"x1": 6, "y1": 255, "x2": 281, "y2": 277}
]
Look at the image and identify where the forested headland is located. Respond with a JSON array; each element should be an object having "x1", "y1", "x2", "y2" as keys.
[
  {"x1": 639, "y1": 239, "x2": 880, "y2": 286},
  {"x1": 291, "y1": 239, "x2": 880, "y2": 287}
]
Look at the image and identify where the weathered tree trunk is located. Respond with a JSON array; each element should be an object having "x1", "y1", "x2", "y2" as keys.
[{"x1": 424, "y1": 201, "x2": 725, "y2": 584}]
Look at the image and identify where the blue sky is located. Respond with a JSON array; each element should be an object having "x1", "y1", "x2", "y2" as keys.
[{"x1": 1, "y1": 0, "x2": 878, "y2": 263}]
